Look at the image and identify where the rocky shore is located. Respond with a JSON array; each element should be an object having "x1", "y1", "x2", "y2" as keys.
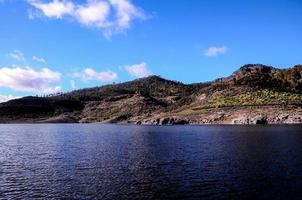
[
  {"x1": 133, "y1": 106, "x2": 302, "y2": 125},
  {"x1": 134, "y1": 114, "x2": 302, "y2": 125}
]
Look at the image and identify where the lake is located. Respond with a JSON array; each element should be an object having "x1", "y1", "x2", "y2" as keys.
[{"x1": 1, "y1": 124, "x2": 302, "y2": 199}]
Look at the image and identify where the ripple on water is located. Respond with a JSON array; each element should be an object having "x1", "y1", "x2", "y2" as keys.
[{"x1": 1, "y1": 124, "x2": 302, "y2": 199}]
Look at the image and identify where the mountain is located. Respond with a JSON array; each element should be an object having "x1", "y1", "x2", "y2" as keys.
[{"x1": 0, "y1": 64, "x2": 302, "y2": 124}]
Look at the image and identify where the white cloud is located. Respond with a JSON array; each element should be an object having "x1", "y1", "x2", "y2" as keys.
[
  {"x1": 73, "y1": 68, "x2": 118, "y2": 82},
  {"x1": 8, "y1": 50, "x2": 25, "y2": 62},
  {"x1": 109, "y1": 0, "x2": 145, "y2": 28},
  {"x1": 204, "y1": 46, "x2": 228, "y2": 57},
  {"x1": 27, "y1": 0, "x2": 74, "y2": 19},
  {"x1": 0, "y1": 66, "x2": 61, "y2": 94},
  {"x1": 124, "y1": 62, "x2": 152, "y2": 78},
  {"x1": 27, "y1": 0, "x2": 147, "y2": 38},
  {"x1": 82, "y1": 68, "x2": 118, "y2": 82},
  {"x1": 32, "y1": 56, "x2": 46, "y2": 63},
  {"x1": 75, "y1": 0, "x2": 111, "y2": 28},
  {"x1": 0, "y1": 95, "x2": 22, "y2": 103}
]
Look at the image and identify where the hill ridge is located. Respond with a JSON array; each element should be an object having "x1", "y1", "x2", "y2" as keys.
[{"x1": 0, "y1": 64, "x2": 301, "y2": 124}]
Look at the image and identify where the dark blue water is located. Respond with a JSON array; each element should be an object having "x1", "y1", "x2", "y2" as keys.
[{"x1": 1, "y1": 124, "x2": 302, "y2": 199}]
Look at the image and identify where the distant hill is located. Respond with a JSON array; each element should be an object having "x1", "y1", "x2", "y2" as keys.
[{"x1": 0, "y1": 64, "x2": 301, "y2": 124}]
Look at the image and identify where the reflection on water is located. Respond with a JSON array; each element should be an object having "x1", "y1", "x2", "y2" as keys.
[{"x1": 1, "y1": 124, "x2": 302, "y2": 199}]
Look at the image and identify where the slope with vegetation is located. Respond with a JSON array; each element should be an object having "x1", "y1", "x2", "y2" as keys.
[{"x1": 0, "y1": 64, "x2": 301, "y2": 124}]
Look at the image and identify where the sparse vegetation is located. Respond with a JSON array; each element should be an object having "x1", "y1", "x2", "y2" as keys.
[
  {"x1": 0, "y1": 65, "x2": 301, "y2": 123},
  {"x1": 205, "y1": 89, "x2": 302, "y2": 108}
]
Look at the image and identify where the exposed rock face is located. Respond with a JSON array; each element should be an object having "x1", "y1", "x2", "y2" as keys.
[
  {"x1": 277, "y1": 114, "x2": 289, "y2": 121},
  {"x1": 137, "y1": 117, "x2": 189, "y2": 125},
  {"x1": 284, "y1": 115, "x2": 302, "y2": 124},
  {"x1": 251, "y1": 115, "x2": 268, "y2": 124},
  {"x1": 232, "y1": 116, "x2": 250, "y2": 125},
  {"x1": 135, "y1": 112, "x2": 302, "y2": 125},
  {"x1": 231, "y1": 114, "x2": 300, "y2": 125}
]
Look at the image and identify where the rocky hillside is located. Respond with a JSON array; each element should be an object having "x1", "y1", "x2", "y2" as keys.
[{"x1": 0, "y1": 64, "x2": 301, "y2": 124}]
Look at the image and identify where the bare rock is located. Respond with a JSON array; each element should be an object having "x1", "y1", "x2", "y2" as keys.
[
  {"x1": 278, "y1": 114, "x2": 289, "y2": 121},
  {"x1": 251, "y1": 115, "x2": 268, "y2": 124},
  {"x1": 284, "y1": 115, "x2": 302, "y2": 124},
  {"x1": 232, "y1": 116, "x2": 249, "y2": 124}
]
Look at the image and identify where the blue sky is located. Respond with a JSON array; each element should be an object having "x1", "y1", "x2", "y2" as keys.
[{"x1": 0, "y1": 0, "x2": 301, "y2": 101}]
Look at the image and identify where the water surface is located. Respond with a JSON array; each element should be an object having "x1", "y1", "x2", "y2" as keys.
[{"x1": 1, "y1": 124, "x2": 302, "y2": 199}]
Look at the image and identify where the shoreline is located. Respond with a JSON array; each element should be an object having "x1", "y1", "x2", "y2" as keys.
[
  {"x1": 0, "y1": 121, "x2": 302, "y2": 125},
  {"x1": 1, "y1": 105, "x2": 301, "y2": 125}
]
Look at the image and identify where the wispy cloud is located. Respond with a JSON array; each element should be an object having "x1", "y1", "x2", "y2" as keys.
[
  {"x1": 70, "y1": 79, "x2": 76, "y2": 89},
  {"x1": 8, "y1": 50, "x2": 26, "y2": 62},
  {"x1": 32, "y1": 56, "x2": 46, "y2": 63},
  {"x1": 204, "y1": 46, "x2": 228, "y2": 57},
  {"x1": 27, "y1": 0, "x2": 74, "y2": 19},
  {"x1": 83, "y1": 68, "x2": 117, "y2": 82},
  {"x1": 27, "y1": 0, "x2": 147, "y2": 38},
  {"x1": 0, "y1": 66, "x2": 61, "y2": 94},
  {"x1": 124, "y1": 62, "x2": 152, "y2": 78},
  {"x1": 0, "y1": 95, "x2": 22, "y2": 103},
  {"x1": 73, "y1": 68, "x2": 118, "y2": 82}
]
